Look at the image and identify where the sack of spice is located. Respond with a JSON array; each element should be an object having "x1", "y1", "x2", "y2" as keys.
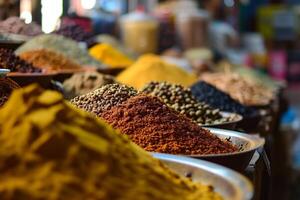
[
  {"x1": 63, "y1": 72, "x2": 116, "y2": 99},
  {"x1": 89, "y1": 43, "x2": 134, "y2": 68},
  {"x1": 0, "y1": 85, "x2": 222, "y2": 200},
  {"x1": 19, "y1": 49, "x2": 84, "y2": 73},
  {"x1": 0, "y1": 77, "x2": 20, "y2": 107},
  {"x1": 15, "y1": 34, "x2": 105, "y2": 69},
  {"x1": 100, "y1": 94, "x2": 238, "y2": 155},
  {"x1": 117, "y1": 54, "x2": 197, "y2": 89},
  {"x1": 142, "y1": 81, "x2": 231, "y2": 125}
]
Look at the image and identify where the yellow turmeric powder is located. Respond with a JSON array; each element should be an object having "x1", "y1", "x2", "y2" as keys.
[
  {"x1": 117, "y1": 54, "x2": 197, "y2": 89},
  {"x1": 0, "y1": 85, "x2": 222, "y2": 200},
  {"x1": 89, "y1": 43, "x2": 134, "y2": 68}
]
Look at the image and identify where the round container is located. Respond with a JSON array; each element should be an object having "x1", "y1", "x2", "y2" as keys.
[
  {"x1": 202, "y1": 112, "x2": 243, "y2": 130},
  {"x1": 154, "y1": 153, "x2": 253, "y2": 200},
  {"x1": 190, "y1": 128, "x2": 265, "y2": 171},
  {"x1": 7, "y1": 72, "x2": 56, "y2": 88},
  {"x1": 176, "y1": 9, "x2": 210, "y2": 50},
  {"x1": 120, "y1": 11, "x2": 159, "y2": 54}
]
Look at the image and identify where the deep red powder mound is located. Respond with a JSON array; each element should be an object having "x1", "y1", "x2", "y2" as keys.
[{"x1": 100, "y1": 94, "x2": 238, "y2": 155}]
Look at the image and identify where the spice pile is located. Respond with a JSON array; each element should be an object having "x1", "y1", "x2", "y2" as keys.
[
  {"x1": 71, "y1": 83, "x2": 138, "y2": 116},
  {"x1": 19, "y1": 49, "x2": 83, "y2": 72},
  {"x1": 191, "y1": 81, "x2": 258, "y2": 117},
  {"x1": 117, "y1": 54, "x2": 197, "y2": 89},
  {"x1": 200, "y1": 72, "x2": 274, "y2": 106},
  {"x1": 0, "y1": 48, "x2": 41, "y2": 73},
  {"x1": 89, "y1": 43, "x2": 134, "y2": 68},
  {"x1": 15, "y1": 34, "x2": 104, "y2": 68},
  {"x1": 101, "y1": 94, "x2": 238, "y2": 155},
  {"x1": 0, "y1": 17, "x2": 42, "y2": 36},
  {"x1": 142, "y1": 82, "x2": 229, "y2": 125},
  {"x1": 55, "y1": 24, "x2": 95, "y2": 47},
  {"x1": 0, "y1": 77, "x2": 20, "y2": 107},
  {"x1": 63, "y1": 72, "x2": 116, "y2": 99},
  {"x1": 0, "y1": 85, "x2": 222, "y2": 200}
]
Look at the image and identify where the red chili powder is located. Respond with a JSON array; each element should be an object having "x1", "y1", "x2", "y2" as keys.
[{"x1": 100, "y1": 94, "x2": 238, "y2": 155}]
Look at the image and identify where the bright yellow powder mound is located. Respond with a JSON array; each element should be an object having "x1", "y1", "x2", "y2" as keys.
[
  {"x1": 89, "y1": 43, "x2": 134, "y2": 68},
  {"x1": 0, "y1": 85, "x2": 222, "y2": 200},
  {"x1": 117, "y1": 54, "x2": 197, "y2": 89}
]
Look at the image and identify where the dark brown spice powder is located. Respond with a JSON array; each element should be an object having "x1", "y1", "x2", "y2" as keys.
[
  {"x1": 100, "y1": 94, "x2": 238, "y2": 155},
  {"x1": 0, "y1": 77, "x2": 20, "y2": 107}
]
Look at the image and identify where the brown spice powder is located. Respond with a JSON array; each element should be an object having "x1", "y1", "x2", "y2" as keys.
[
  {"x1": 19, "y1": 49, "x2": 83, "y2": 72},
  {"x1": 100, "y1": 94, "x2": 238, "y2": 155}
]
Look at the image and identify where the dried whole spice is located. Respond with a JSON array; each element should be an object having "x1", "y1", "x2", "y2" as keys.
[
  {"x1": 63, "y1": 72, "x2": 116, "y2": 99},
  {"x1": 142, "y1": 82, "x2": 229, "y2": 125},
  {"x1": 19, "y1": 49, "x2": 83, "y2": 72},
  {"x1": 191, "y1": 81, "x2": 258, "y2": 117},
  {"x1": 0, "y1": 85, "x2": 222, "y2": 200},
  {"x1": 0, "y1": 48, "x2": 41, "y2": 73},
  {"x1": 200, "y1": 72, "x2": 274, "y2": 106},
  {"x1": 71, "y1": 83, "x2": 138, "y2": 116},
  {"x1": 15, "y1": 34, "x2": 105, "y2": 69},
  {"x1": 0, "y1": 77, "x2": 20, "y2": 107},
  {"x1": 101, "y1": 94, "x2": 238, "y2": 155},
  {"x1": 55, "y1": 24, "x2": 96, "y2": 47}
]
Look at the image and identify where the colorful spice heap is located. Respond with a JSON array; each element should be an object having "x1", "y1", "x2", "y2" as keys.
[
  {"x1": 101, "y1": 94, "x2": 238, "y2": 155},
  {"x1": 117, "y1": 54, "x2": 197, "y2": 89},
  {"x1": 89, "y1": 43, "x2": 134, "y2": 68},
  {"x1": 0, "y1": 48, "x2": 41, "y2": 73},
  {"x1": 0, "y1": 77, "x2": 20, "y2": 107},
  {"x1": 19, "y1": 49, "x2": 83, "y2": 72},
  {"x1": 142, "y1": 82, "x2": 229, "y2": 125},
  {"x1": 200, "y1": 72, "x2": 274, "y2": 106},
  {"x1": 0, "y1": 17, "x2": 42, "y2": 36},
  {"x1": 191, "y1": 81, "x2": 258, "y2": 117},
  {"x1": 0, "y1": 85, "x2": 222, "y2": 200},
  {"x1": 71, "y1": 83, "x2": 138, "y2": 117},
  {"x1": 15, "y1": 34, "x2": 104, "y2": 69},
  {"x1": 55, "y1": 24, "x2": 95, "y2": 47},
  {"x1": 63, "y1": 72, "x2": 116, "y2": 99}
]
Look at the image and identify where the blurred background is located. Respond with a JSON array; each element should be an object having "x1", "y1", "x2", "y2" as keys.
[{"x1": 1, "y1": 0, "x2": 300, "y2": 199}]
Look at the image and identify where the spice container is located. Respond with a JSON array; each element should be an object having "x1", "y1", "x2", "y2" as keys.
[
  {"x1": 176, "y1": 9, "x2": 210, "y2": 50},
  {"x1": 120, "y1": 10, "x2": 159, "y2": 54}
]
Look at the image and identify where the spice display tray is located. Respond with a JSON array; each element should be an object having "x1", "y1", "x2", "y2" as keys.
[
  {"x1": 202, "y1": 111, "x2": 243, "y2": 130},
  {"x1": 7, "y1": 72, "x2": 56, "y2": 88},
  {"x1": 154, "y1": 153, "x2": 253, "y2": 200},
  {"x1": 190, "y1": 128, "x2": 265, "y2": 171}
]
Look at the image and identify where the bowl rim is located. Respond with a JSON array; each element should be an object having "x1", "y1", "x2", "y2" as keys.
[
  {"x1": 153, "y1": 153, "x2": 254, "y2": 200},
  {"x1": 201, "y1": 111, "x2": 243, "y2": 127},
  {"x1": 189, "y1": 128, "x2": 265, "y2": 158}
]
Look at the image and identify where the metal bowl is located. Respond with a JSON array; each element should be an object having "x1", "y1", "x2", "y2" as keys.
[
  {"x1": 154, "y1": 153, "x2": 253, "y2": 200},
  {"x1": 0, "y1": 69, "x2": 10, "y2": 78},
  {"x1": 190, "y1": 128, "x2": 265, "y2": 171},
  {"x1": 202, "y1": 111, "x2": 243, "y2": 130}
]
